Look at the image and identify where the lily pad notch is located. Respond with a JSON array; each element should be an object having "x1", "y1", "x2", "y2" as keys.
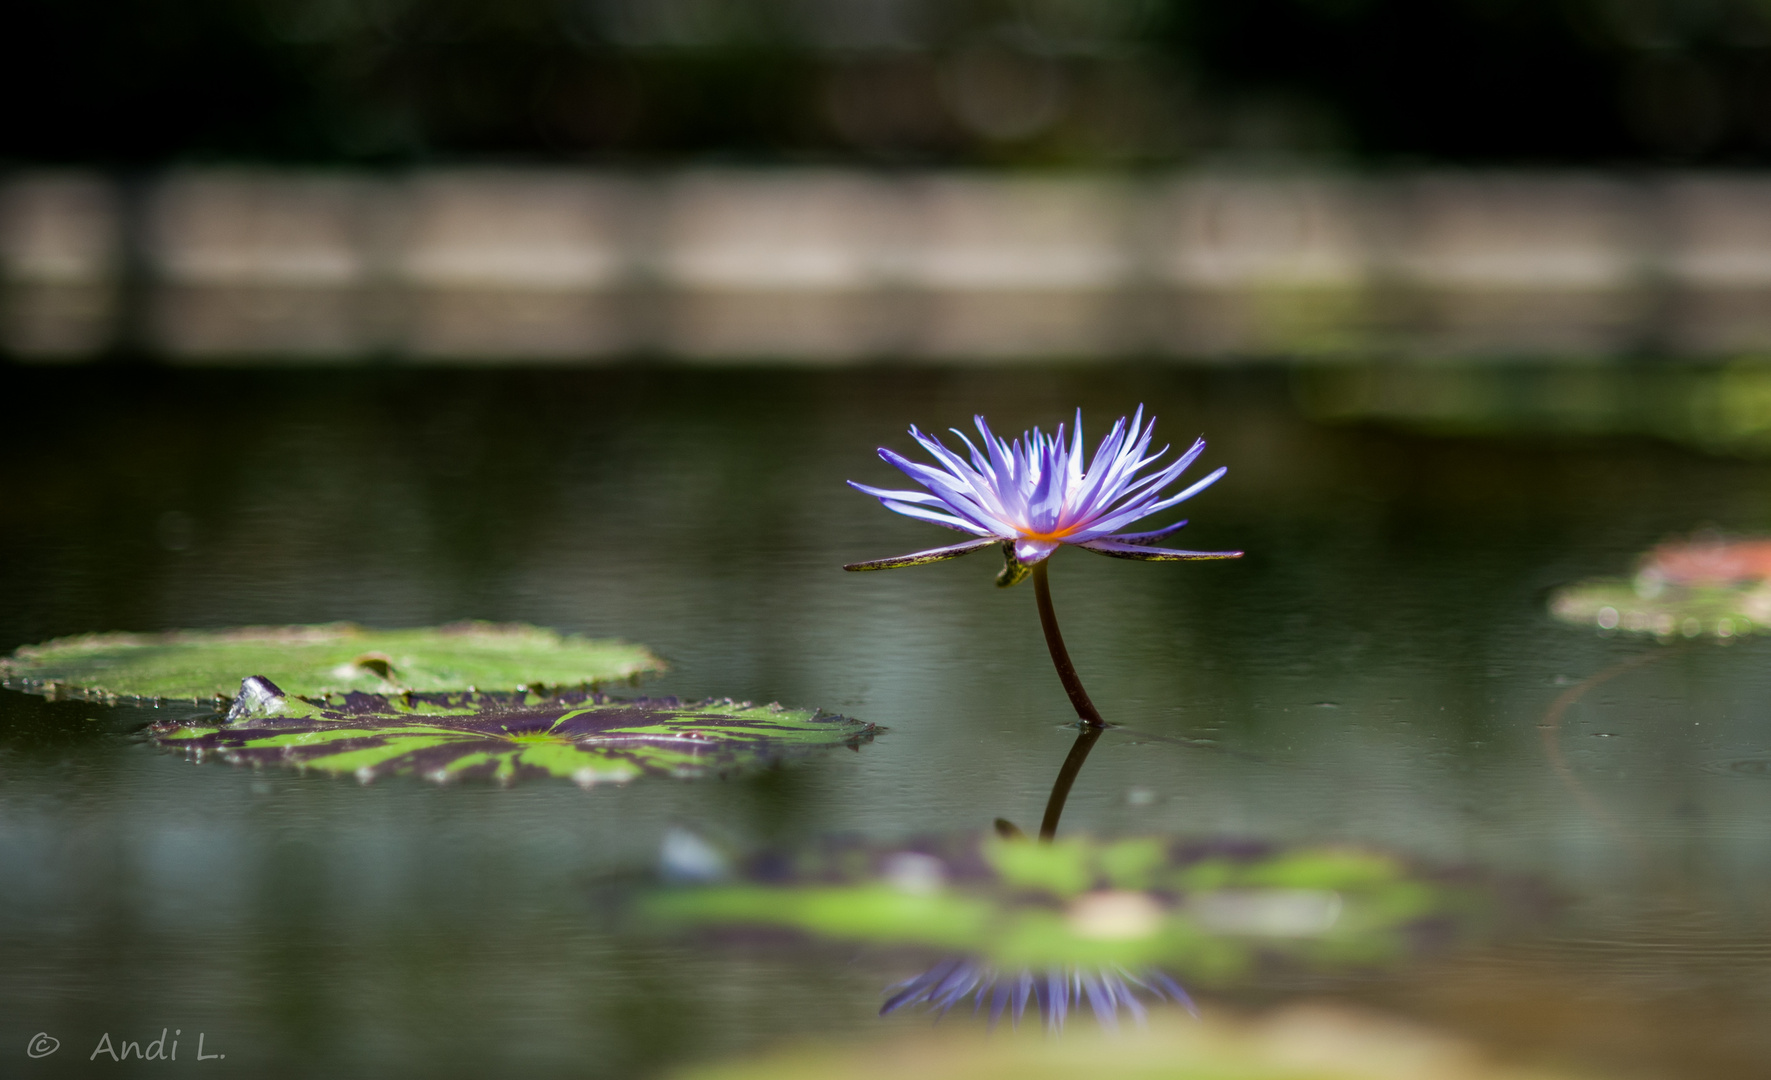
[{"x1": 153, "y1": 676, "x2": 881, "y2": 787}]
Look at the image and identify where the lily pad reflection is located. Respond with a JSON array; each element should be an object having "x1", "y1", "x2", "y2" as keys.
[
  {"x1": 0, "y1": 621, "x2": 665, "y2": 703},
  {"x1": 152, "y1": 676, "x2": 880, "y2": 786},
  {"x1": 644, "y1": 832, "x2": 1492, "y2": 987}
]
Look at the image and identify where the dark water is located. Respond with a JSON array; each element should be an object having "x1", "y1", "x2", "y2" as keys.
[{"x1": 2, "y1": 363, "x2": 1769, "y2": 1078}]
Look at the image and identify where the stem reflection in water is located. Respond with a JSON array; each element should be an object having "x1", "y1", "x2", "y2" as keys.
[{"x1": 1039, "y1": 723, "x2": 1105, "y2": 841}]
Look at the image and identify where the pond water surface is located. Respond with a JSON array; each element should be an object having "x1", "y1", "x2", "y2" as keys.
[{"x1": 1, "y1": 363, "x2": 1768, "y2": 1079}]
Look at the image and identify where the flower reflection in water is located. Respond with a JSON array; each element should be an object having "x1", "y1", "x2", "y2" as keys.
[
  {"x1": 881, "y1": 956, "x2": 1195, "y2": 1031},
  {"x1": 643, "y1": 696, "x2": 1514, "y2": 1033},
  {"x1": 644, "y1": 827, "x2": 1490, "y2": 1031}
]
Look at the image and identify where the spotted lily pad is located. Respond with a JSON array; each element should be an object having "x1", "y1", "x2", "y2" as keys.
[
  {"x1": 151, "y1": 676, "x2": 879, "y2": 786},
  {"x1": 643, "y1": 832, "x2": 1496, "y2": 984},
  {"x1": 0, "y1": 622, "x2": 665, "y2": 703}
]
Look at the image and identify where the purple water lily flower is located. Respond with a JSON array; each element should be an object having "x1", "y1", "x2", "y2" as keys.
[
  {"x1": 844, "y1": 407, "x2": 1239, "y2": 585},
  {"x1": 880, "y1": 957, "x2": 1196, "y2": 1032},
  {"x1": 844, "y1": 408, "x2": 1240, "y2": 727}
]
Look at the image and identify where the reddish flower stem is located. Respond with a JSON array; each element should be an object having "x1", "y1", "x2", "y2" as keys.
[{"x1": 1031, "y1": 559, "x2": 1105, "y2": 728}]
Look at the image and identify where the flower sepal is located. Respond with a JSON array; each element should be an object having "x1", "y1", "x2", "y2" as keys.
[
  {"x1": 841, "y1": 536, "x2": 999, "y2": 573},
  {"x1": 995, "y1": 542, "x2": 1032, "y2": 588}
]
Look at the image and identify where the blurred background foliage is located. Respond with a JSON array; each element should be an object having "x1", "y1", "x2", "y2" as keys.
[{"x1": 11, "y1": 0, "x2": 1771, "y2": 167}]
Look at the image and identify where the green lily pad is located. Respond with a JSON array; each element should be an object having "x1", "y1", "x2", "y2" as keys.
[
  {"x1": 151, "y1": 677, "x2": 880, "y2": 786},
  {"x1": 643, "y1": 833, "x2": 1497, "y2": 983},
  {"x1": 0, "y1": 622, "x2": 665, "y2": 703},
  {"x1": 1548, "y1": 579, "x2": 1770, "y2": 639}
]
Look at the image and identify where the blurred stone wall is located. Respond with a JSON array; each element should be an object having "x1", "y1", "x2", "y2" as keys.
[{"x1": 6, "y1": 169, "x2": 1771, "y2": 362}]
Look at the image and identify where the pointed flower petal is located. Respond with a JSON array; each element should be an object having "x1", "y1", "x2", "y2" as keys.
[
  {"x1": 1104, "y1": 519, "x2": 1188, "y2": 545},
  {"x1": 879, "y1": 499, "x2": 990, "y2": 534},
  {"x1": 845, "y1": 480, "x2": 949, "y2": 507}
]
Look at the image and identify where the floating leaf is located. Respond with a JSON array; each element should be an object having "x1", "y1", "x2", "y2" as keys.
[
  {"x1": 642, "y1": 832, "x2": 1498, "y2": 985},
  {"x1": 151, "y1": 677, "x2": 879, "y2": 786},
  {"x1": 0, "y1": 622, "x2": 664, "y2": 703},
  {"x1": 1549, "y1": 535, "x2": 1771, "y2": 639},
  {"x1": 1548, "y1": 579, "x2": 1769, "y2": 639}
]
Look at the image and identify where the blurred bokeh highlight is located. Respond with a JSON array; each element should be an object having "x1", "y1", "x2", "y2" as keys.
[
  {"x1": 12, "y1": 169, "x2": 1771, "y2": 361},
  {"x1": 12, "y1": 0, "x2": 1771, "y2": 363}
]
